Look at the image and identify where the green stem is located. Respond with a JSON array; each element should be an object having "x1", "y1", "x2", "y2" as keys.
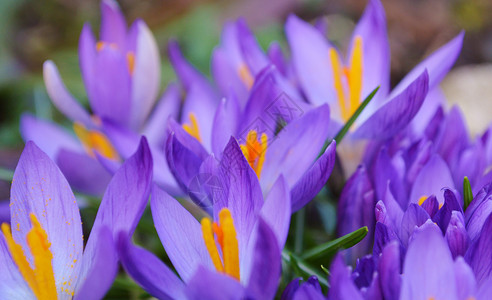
[{"x1": 294, "y1": 208, "x2": 306, "y2": 253}]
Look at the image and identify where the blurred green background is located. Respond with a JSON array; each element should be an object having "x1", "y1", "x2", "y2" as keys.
[{"x1": 1, "y1": 0, "x2": 491, "y2": 167}]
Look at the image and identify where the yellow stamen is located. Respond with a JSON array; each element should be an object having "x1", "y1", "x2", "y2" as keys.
[
  {"x1": 239, "y1": 130, "x2": 267, "y2": 178},
  {"x1": 220, "y1": 209, "x2": 240, "y2": 280},
  {"x1": 1, "y1": 214, "x2": 57, "y2": 300},
  {"x1": 126, "y1": 52, "x2": 135, "y2": 75},
  {"x1": 328, "y1": 36, "x2": 364, "y2": 121},
  {"x1": 238, "y1": 63, "x2": 254, "y2": 89},
  {"x1": 200, "y1": 208, "x2": 240, "y2": 280},
  {"x1": 201, "y1": 218, "x2": 224, "y2": 272},
  {"x1": 73, "y1": 122, "x2": 119, "y2": 161},
  {"x1": 95, "y1": 41, "x2": 118, "y2": 52},
  {"x1": 329, "y1": 48, "x2": 349, "y2": 121},
  {"x1": 348, "y1": 36, "x2": 363, "y2": 117},
  {"x1": 418, "y1": 195, "x2": 428, "y2": 206},
  {"x1": 182, "y1": 113, "x2": 202, "y2": 142},
  {"x1": 96, "y1": 41, "x2": 105, "y2": 52}
]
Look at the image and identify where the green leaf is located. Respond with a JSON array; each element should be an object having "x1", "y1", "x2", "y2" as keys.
[
  {"x1": 294, "y1": 208, "x2": 306, "y2": 253},
  {"x1": 282, "y1": 250, "x2": 329, "y2": 289},
  {"x1": 334, "y1": 86, "x2": 379, "y2": 145},
  {"x1": 320, "y1": 264, "x2": 330, "y2": 275},
  {"x1": 0, "y1": 167, "x2": 13, "y2": 182},
  {"x1": 301, "y1": 226, "x2": 368, "y2": 261},
  {"x1": 463, "y1": 176, "x2": 473, "y2": 211},
  {"x1": 317, "y1": 86, "x2": 380, "y2": 157}
]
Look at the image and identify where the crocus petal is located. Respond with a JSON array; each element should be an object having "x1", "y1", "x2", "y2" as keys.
[
  {"x1": 337, "y1": 165, "x2": 375, "y2": 262},
  {"x1": 130, "y1": 20, "x2": 161, "y2": 129},
  {"x1": 420, "y1": 195, "x2": 439, "y2": 219},
  {"x1": 408, "y1": 88, "x2": 446, "y2": 138},
  {"x1": 100, "y1": 0, "x2": 127, "y2": 48},
  {"x1": 91, "y1": 47, "x2": 132, "y2": 127},
  {"x1": 56, "y1": 149, "x2": 112, "y2": 196},
  {"x1": 353, "y1": 70, "x2": 429, "y2": 140},
  {"x1": 0, "y1": 201, "x2": 9, "y2": 224},
  {"x1": 399, "y1": 204, "x2": 430, "y2": 248},
  {"x1": 465, "y1": 186, "x2": 492, "y2": 242},
  {"x1": 454, "y1": 257, "x2": 477, "y2": 300},
  {"x1": 186, "y1": 266, "x2": 246, "y2": 300},
  {"x1": 151, "y1": 185, "x2": 213, "y2": 282},
  {"x1": 465, "y1": 213, "x2": 492, "y2": 287},
  {"x1": 285, "y1": 14, "x2": 335, "y2": 106},
  {"x1": 246, "y1": 218, "x2": 282, "y2": 300},
  {"x1": 142, "y1": 83, "x2": 181, "y2": 147},
  {"x1": 219, "y1": 138, "x2": 263, "y2": 261},
  {"x1": 212, "y1": 96, "x2": 240, "y2": 157},
  {"x1": 390, "y1": 31, "x2": 464, "y2": 98},
  {"x1": 20, "y1": 114, "x2": 82, "y2": 160},
  {"x1": 0, "y1": 235, "x2": 34, "y2": 299},
  {"x1": 350, "y1": 0, "x2": 391, "y2": 117},
  {"x1": 433, "y1": 189, "x2": 463, "y2": 233},
  {"x1": 260, "y1": 175, "x2": 291, "y2": 248},
  {"x1": 267, "y1": 42, "x2": 288, "y2": 76},
  {"x1": 77, "y1": 137, "x2": 153, "y2": 285},
  {"x1": 292, "y1": 284, "x2": 325, "y2": 300},
  {"x1": 445, "y1": 211, "x2": 470, "y2": 258},
  {"x1": 328, "y1": 255, "x2": 364, "y2": 300},
  {"x1": 10, "y1": 141, "x2": 84, "y2": 294},
  {"x1": 400, "y1": 222, "x2": 458, "y2": 300},
  {"x1": 372, "y1": 147, "x2": 406, "y2": 208},
  {"x1": 378, "y1": 241, "x2": 401, "y2": 300},
  {"x1": 118, "y1": 233, "x2": 186, "y2": 300},
  {"x1": 78, "y1": 24, "x2": 97, "y2": 110},
  {"x1": 236, "y1": 18, "x2": 269, "y2": 74},
  {"x1": 181, "y1": 82, "x2": 219, "y2": 151},
  {"x1": 434, "y1": 106, "x2": 470, "y2": 167},
  {"x1": 212, "y1": 47, "x2": 250, "y2": 105},
  {"x1": 74, "y1": 227, "x2": 118, "y2": 300},
  {"x1": 167, "y1": 40, "x2": 214, "y2": 93},
  {"x1": 43, "y1": 61, "x2": 93, "y2": 126},
  {"x1": 409, "y1": 154, "x2": 455, "y2": 205},
  {"x1": 445, "y1": 211, "x2": 470, "y2": 259},
  {"x1": 261, "y1": 104, "x2": 331, "y2": 193},
  {"x1": 290, "y1": 141, "x2": 336, "y2": 212},
  {"x1": 166, "y1": 133, "x2": 206, "y2": 204}
]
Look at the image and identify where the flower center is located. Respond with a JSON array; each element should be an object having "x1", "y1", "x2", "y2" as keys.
[
  {"x1": 201, "y1": 208, "x2": 240, "y2": 280},
  {"x1": 96, "y1": 41, "x2": 135, "y2": 75},
  {"x1": 329, "y1": 36, "x2": 363, "y2": 121},
  {"x1": 1, "y1": 214, "x2": 58, "y2": 299},
  {"x1": 240, "y1": 130, "x2": 267, "y2": 178},
  {"x1": 73, "y1": 122, "x2": 119, "y2": 161},
  {"x1": 182, "y1": 113, "x2": 202, "y2": 142}
]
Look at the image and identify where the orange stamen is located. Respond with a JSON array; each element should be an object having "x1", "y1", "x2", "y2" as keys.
[
  {"x1": 1, "y1": 214, "x2": 57, "y2": 300},
  {"x1": 200, "y1": 208, "x2": 240, "y2": 280},
  {"x1": 182, "y1": 113, "x2": 202, "y2": 143},
  {"x1": 73, "y1": 122, "x2": 119, "y2": 161},
  {"x1": 240, "y1": 130, "x2": 267, "y2": 178}
]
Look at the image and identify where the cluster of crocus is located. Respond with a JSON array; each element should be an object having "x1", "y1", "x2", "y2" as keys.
[{"x1": 3, "y1": 0, "x2": 491, "y2": 299}]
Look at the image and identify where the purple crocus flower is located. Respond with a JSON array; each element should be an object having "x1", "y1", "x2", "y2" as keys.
[
  {"x1": 0, "y1": 137, "x2": 153, "y2": 299},
  {"x1": 338, "y1": 102, "x2": 492, "y2": 259},
  {"x1": 21, "y1": 0, "x2": 179, "y2": 196},
  {"x1": 167, "y1": 96, "x2": 337, "y2": 212},
  {"x1": 285, "y1": 0, "x2": 463, "y2": 141},
  {"x1": 119, "y1": 138, "x2": 291, "y2": 299}
]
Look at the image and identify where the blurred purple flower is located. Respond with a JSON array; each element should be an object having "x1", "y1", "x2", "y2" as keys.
[
  {"x1": 285, "y1": 0, "x2": 463, "y2": 141},
  {"x1": 21, "y1": 0, "x2": 180, "y2": 196}
]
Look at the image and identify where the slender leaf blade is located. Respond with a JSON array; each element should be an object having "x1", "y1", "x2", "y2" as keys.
[{"x1": 301, "y1": 226, "x2": 368, "y2": 261}]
